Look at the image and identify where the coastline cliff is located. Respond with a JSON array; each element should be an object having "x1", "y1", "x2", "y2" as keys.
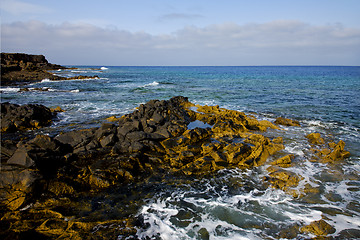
[
  {"x1": 1, "y1": 53, "x2": 67, "y2": 85},
  {"x1": 1, "y1": 53, "x2": 98, "y2": 86}
]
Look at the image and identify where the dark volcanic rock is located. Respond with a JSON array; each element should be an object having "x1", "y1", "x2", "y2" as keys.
[
  {"x1": 1, "y1": 53, "x2": 67, "y2": 85},
  {"x1": 1, "y1": 102, "x2": 56, "y2": 133},
  {"x1": 7, "y1": 135, "x2": 72, "y2": 176},
  {"x1": 0, "y1": 96, "x2": 350, "y2": 239},
  {"x1": 0, "y1": 165, "x2": 38, "y2": 211},
  {"x1": 0, "y1": 53, "x2": 99, "y2": 86},
  {"x1": 1, "y1": 53, "x2": 65, "y2": 73}
]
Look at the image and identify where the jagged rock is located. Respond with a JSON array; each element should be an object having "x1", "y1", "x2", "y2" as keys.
[
  {"x1": 0, "y1": 140, "x2": 18, "y2": 162},
  {"x1": 55, "y1": 128, "x2": 96, "y2": 152},
  {"x1": 1, "y1": 53, "x2": 64, "y2": 71},
  {"x1": 7, "y1": 135, "x2": 71, "y2": 178},
  {"x1": 7, "y1": 142, "x2": 35, "y2": 168},
  {"x1": 319, "y1": 140, "x2": 350, "y2": 163},
  {"x1": 1, "y1": 102, "x2": 56, "y2": 133},
  {"x1": 0, "y1": 165, "x2": 38, "y2": 210},
  {"x1": 1, "y1": 53, "x2": 98, "y2": 85},
  {"x1": 306, "y1": 132, "x2": 325, "y2": 145},
  {"x1": 266, "y1": 169, "x2": 304, "y2": 197},
  {"x1": 1, "y1": 53, "x2": 67, "y2": 85},
  {"x1": 274, "y1": 117, "x2": 301, "y2": 127},
  {"x1": 0, "y1": 96, "x2": 352, "y2": 239},
  {"x1": 50, "y1": 106, "x2": 65, "y2": 113},
  {"x1": 270, "y1": 154, "x2": 293, "y2": 168},
  {"x1": 310, "y1": 139, "x2": 350, "y2": 163},
  {"x1": 301, "y1": 219, "x2": 336, "y2": 236}
]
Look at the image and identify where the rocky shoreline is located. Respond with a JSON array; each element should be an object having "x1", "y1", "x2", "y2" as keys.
[
  {"x1": 0, "y1": 96, "x2": 353, "y2": 239},
  {"x1": 1, "y1": 53, "x2": 98, "y2": 86}
]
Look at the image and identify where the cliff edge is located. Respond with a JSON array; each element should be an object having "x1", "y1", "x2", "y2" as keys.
[{"x1": 1, "y1": 53, "x2": 67, "y2": 86}]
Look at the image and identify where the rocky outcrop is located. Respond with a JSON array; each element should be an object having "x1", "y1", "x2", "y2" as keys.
[
  {"x1": 1, "y1": 53, "x2": 65, "y2": 73},
  {"x1": 1, "y1": 102, "x2": 57, "y2": 133},
  {"x1": 1, "y1": 53, "x2": 99, "y2": 86},
  {"x1": 306, "y1": 132, "x2": 350, "y2": 163},
  {"x1": 301, "y1": 219, "x2": 336, "y2": 236},
  {"x1": 274, "y1": 117, "x2": 301, "y2": 127},
  {"x1": 1, "y1": 53, "x2": 67, "y2": 85},
  {"x1": 0, "y1": 96, "x2": 351, "y2": 239}
]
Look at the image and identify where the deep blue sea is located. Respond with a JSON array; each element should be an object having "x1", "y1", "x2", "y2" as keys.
[{"x1": 1, "y1": 66, "x2": 360, "y2": 239}]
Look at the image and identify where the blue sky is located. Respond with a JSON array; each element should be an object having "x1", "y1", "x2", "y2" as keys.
[{"x1": 1, "y1": 0, "x2": 360, "y2": 65}]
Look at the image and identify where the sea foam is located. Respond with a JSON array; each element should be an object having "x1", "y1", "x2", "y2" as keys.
[
  {"x1": 0, "y1": 87, "x2": 20, "y2": 92},
  {"x1": 143, "y1": 81, "x2": 159, "y2": 87}
]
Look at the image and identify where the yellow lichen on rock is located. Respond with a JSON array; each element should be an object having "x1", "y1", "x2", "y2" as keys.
[
  {"x1": 48, "y1": 181, "x2": 75, "y2": 195},
  {"x1": 306, "y1": 132, "x2": 325, "y2": 145},
  {"x1": 313, "y1": 140, "x2": 350, "y2": 163},
  {"x1": 270, "y1": 154, "x2": 293, "y2": 168},
  {"x1": 243, "y1": 134, "x2": 285, "y2": 167},
  {"x1": 50, "y1": 106, "x2": 65, "y2": 112},
  {"x1": 301, "y1": 219, "x2": 336, "y2": 236},
  {"x1": 105, "y1": 115, "x2": 120, "y2": 122},
  {"x1": 274, "y1": 117, "x2": 301, "y2": 127},
  {"x1": 267, "y1": 169, "x2": 304, "y2": 197}
]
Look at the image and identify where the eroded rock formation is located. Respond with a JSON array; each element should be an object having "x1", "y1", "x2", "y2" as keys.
[
  {"x1": 0, "y1": 97, "x2": 352, "y2": 239},
  {"x1": 1, "y1": 53, "x2": 99, "y2": 86}
]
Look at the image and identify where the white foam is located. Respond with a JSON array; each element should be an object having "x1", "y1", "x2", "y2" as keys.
[
  {"x1": 136, "y1": 184, "x2": 310, "y2": 239},
  {"x1": 137, "y1": 197, "x2": 264, "y2": 240},
  {"x1": 70, "y1": 89, "x2": 80, "y2": 93},
  {"x1": 41, "y1": 78, "x2": 52, "y2": 83},
  {"x1": 100, "y1": 67, "x2": 108, "y2": 70},
  {"x1": 283, "y1": 207, "x2": 322, "y2": 225},
  {"x1": 329, "y1": 214, "x2": 360, "y2": 235},
  {"x1": 143, "y1": 81, "x2": 159, "y2": 87},
  {"x1": 0, "y1": 87, "x2": 20, "y2": 92},
  {"x1": 284, "y1": 145, "x2": 305, "y2": 157}
]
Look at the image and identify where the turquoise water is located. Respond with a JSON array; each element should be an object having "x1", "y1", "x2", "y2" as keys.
[
  {"x1": 2, "y1": 66, "x2": 359, "y2": 154},
  {"x1": 1, "y1": 66, "x2": 360, "y2": 239}
]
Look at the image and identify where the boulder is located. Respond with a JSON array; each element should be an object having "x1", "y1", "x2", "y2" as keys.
[
  {"x1": 274, "y1": 117, "x2": 301, "y2": 127},
  {"x1": 1, "y1": 102, "x2": 56, "y2": 133},
  {"x1": 306, "y1": 132, "x2": 325, "y2": 145},
  {"x1": 55, "y1": 128, "x2": 96, "y2": 151},
  {"x1": 270, "y1": 154, "x2": 293, "y2": 168},
  {"x1": 7, "y1": 142, "x2": 35, "y2": 168},
  {"x1": 0, "y1": 165, "x2": 38, "y2": 210},
  {"x1": 301, "y1": 219, "x2": 336, "y2": 236},
  {"x1": 7, "y1": 135, "x2": 71, "y2": 177}
]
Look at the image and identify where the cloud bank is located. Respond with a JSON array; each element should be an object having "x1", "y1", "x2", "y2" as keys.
[{"x1": 2, "y1": 20, "x2": 360, "y2": 65}]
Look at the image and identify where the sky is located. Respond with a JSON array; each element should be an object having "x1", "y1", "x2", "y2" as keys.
[{"x1": 1, "y1": 0, "x2": 360, "y2": 66}]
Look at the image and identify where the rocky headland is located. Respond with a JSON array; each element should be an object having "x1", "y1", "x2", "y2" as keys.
[
  {"x1": 0, "y1": 97, "x2": 353, "y2": 239},
  {"x1": 1, "y1": 53, "x2": 98, "y2": 86}
]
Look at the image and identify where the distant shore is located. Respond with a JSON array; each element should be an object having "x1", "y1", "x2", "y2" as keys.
[{"x1": 1, "y1": 53, "x2": 98, "y2": 86}]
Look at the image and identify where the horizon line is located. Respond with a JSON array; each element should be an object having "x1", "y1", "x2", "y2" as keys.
[{"x1": 64, "y1": 65, "x2": 360, "y2": 67}]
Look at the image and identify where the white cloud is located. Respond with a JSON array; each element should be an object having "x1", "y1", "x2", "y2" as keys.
[
  {"x1": 0, "y1": 0, "x2": 51, "y2": 15},
  {"x1": 2, "y1": 20, "x2": 360, "y2": 65}
]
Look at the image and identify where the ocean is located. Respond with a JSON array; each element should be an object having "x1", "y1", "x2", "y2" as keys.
[{"x1": 1, "y1": 66, "x2": 360, "y2": 239}]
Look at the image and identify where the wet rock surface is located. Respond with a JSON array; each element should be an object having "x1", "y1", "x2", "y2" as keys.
[{"x1": 0, "y1": 96, "x2": 354, "y2": 239}]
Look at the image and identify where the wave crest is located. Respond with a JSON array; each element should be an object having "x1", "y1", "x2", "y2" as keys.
[{"x1": 143, "y1": 81, "x2": 159, "y2": 87}]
